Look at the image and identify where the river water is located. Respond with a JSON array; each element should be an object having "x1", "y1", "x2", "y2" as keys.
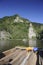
[{"x1": 0, "y1": 39, "x2": 43, "y2": 52}]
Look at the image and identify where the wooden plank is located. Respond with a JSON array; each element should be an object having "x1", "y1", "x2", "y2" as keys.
[
  {"x1": 9, "y1": 50, "x2": 27, "y2": 65},
  {"x1": 3, "y1": 48, "x2": 16, "y2": 55},
  {"x1": 0, "y1": 49, "x2": 21, "y2": 65}
]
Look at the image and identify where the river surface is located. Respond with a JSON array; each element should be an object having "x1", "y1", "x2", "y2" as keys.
[{"x1": 0, "y1": 39, "x2": 43, "y2": 52}]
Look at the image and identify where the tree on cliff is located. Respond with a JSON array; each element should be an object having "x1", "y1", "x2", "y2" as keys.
[{"x1": 37, "y1": 30, "x2": 43, "y2": 40}]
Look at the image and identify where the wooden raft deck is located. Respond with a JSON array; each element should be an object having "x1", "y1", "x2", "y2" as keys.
[{"x1": 0, "y1": 47, "x2": 37, "y2": 65}]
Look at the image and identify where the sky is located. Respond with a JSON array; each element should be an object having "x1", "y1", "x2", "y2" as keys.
[{"x1": 0, "y1": 0, "x2": 43, "y2": 23}]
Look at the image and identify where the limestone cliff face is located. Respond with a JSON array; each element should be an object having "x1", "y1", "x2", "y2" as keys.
[
  {"x1": 0, "y1": 30, "x2": 11, "y2": 40},
  {"x1": 28, "y1": 23, "x2": 36, "y2": 39},
  {"x1": 14, "y1": 16, "x2": 23, "y2": 23}
]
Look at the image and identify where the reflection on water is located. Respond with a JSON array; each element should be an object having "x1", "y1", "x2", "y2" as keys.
[
  {"x1": 29, "y1": 39, "x2": 43, "y2": 48},
  {"x1": 0, "y1": 39, "x2": 43, "y2": 52},
  {"x1": 0, "y1": 40, "x2": 6, "y2": 46},
  {"x1": 29, "y1": 39, "x2": 36, "y2": 47}
]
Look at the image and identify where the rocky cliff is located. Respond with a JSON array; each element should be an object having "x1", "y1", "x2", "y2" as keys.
[{"x1": 0, "y1": 14, "x2": 43, "y2": 40}]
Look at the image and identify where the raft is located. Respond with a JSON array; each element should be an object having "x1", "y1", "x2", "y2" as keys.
[{"x1": 0, "y1": 46, "x2": 33, "y2": 65}]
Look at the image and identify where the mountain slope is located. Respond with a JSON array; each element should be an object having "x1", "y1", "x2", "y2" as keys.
[{"x1": 0, "y1": 14, "x2": 43, "y2": 40}]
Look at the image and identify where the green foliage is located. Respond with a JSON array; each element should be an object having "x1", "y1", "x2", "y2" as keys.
[
  {"x1": 38, "y1": 30, "x2": 43, "y2": 40},
  {"x1": 0, "y1": 14, "x2": 43, "y2": 39}
]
